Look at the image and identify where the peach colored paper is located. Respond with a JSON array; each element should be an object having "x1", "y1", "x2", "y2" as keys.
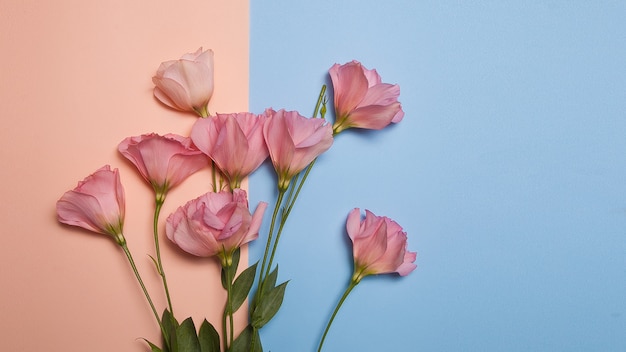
[{"x1": 0, "y1": 1, "x2": 249, "y2": 351}]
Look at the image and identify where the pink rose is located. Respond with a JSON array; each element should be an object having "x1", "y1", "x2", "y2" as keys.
[
  {"x1": 56, "y1": 165, "x2": 126, "y2": 243},
  {"x1": 152, "y1": 48, "x2": 214, "y2": 117},
  {"x1": 118, "y1": 133, "x2": 208, "y2": 199},
  {"x1": 166, "y1": 189, "x2": 267, "y2": 263},
  {"x1": 263, "y1": 109, "x2": 333, "y2": 191},
  {"x1": 346, "y1": 208, "x2": 416, "y2": 281},
  {"x1": 329, "y1": 60, "x2": 404, "y2": 134},
  {"x1": 191, "y1": 111, "x2": 269, "y2": 189}
]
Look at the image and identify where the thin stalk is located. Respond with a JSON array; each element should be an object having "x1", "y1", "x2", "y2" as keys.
[
  {"x1": 120, "y1": 242, "x2": 165, "y2": 336},
  {"x1": 317, "y1": 279, "x2": 359, "y2": 352},
  {"x1": 153, "y1": 196, "x2": 174, "y2": 314},
  {"x1": 258, "y1": 189, "x2": 286, "y2": 284},
  {"x1": 211, "y1": 160, "x2": 218, "y2": 192},
  {"x1": 313, "y1": 85, "x2": 327, "y2": 118},
  {"x1": 222, "y1": 263, "x2": 235, "y2": 351}
]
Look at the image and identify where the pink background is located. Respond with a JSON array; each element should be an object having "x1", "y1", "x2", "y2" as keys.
[{"x1": 0, "y1": 1, "x2": 249, "y2": 350}]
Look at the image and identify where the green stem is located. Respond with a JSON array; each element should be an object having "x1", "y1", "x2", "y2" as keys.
[
  {"x1": 211, "y1": 160, "x2": 218, "y2": 192},
  {"x1": 259, "y1": 189, "x2": 286, "y2": 284},
  {"x1": 120, "y1": 241, "x2": 165, "y2": 336},
  {"x1": 153, "y1": 196, "x2": 174, "y2": 314},
  {"x1": 317, "y1": 279, "x2": 359, "y2": 352},
  {"x1": 223, "y1": 263, "x2": 235, "y2": 351},
  {"x1": 313, "y1": 85, "x2": 327, "y2": 118}
]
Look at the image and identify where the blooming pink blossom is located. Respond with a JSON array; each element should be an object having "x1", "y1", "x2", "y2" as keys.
[
  {"x1": 329, "y1": 61, "x2": 404, "y2": 134},
  {"x1": 152, "y1": 48, "x2": 214, "y2": 117},
  {"x1": 191, "y1": 112, "x2": 269, "y2": 189},
  {"x1": 263, "y1": 109, "x2": 333, "y2": 190},
  {"x1": 56, "y1": 165, "x2": 126, "y2": 243},
  {"x1": 118, "y1": 133, "x2": 208, "y2": 199},
  {"x1": 166, "y1": 189, "x2": 267, "y2": 263},
  {"x1": 346, "y1": 208, "x2": 416, "y2": 281}
]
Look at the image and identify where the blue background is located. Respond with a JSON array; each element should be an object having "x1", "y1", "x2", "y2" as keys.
[{"x1": 248, "y1": 1, "x2": 626, "y2": 351}]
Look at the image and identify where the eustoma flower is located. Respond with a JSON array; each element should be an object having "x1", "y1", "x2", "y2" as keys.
[
  {"x1": 166, "y1": 189, "x2": 267, "y2": 265},
  {"x1": 346, "y1": 208, "x2": 416, "y2": 282},
  {"x1": 118, "y1": 133, "x2": 208, "y2": 314},
  {"x1": 118, "y1": 133, "x2": 208, "y2": 201},
  {"x1": 317, "y1": 208, "x2": 416, "y2": 352},
  {"x1": 329, "y1": 60, "x2": 404, "y2": 134},
  {"x1": 56, "y1": 165, "x2": 126, "y2": 245},
  {"x1": 191, "y1": 112, "x2": 269, "y2": 190},
  {"x1": 56, "y1": 165, "x2": 164, "y2": 331},
  {"x1": 152, "y1": 48, "x2": 214, "y2": 117},
  {"x1": 263, "y1": 109, "x2": 333, "y2": 191}
]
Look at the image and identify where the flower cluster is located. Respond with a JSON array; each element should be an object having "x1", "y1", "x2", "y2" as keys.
[{"x1": 56, "y1": 48, "x2": 416, "y2": 352}]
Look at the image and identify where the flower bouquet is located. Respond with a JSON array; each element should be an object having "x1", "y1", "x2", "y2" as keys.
[{"x1": 56, "y1": 48, "x2": 416, "y2": 352}]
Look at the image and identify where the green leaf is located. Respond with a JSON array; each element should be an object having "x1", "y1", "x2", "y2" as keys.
[
  {"x1": 265, "y1": 266, "x2": 279, "y2": 290},
  {"x1": 231, "y1": 247, "x2": 240, "y2": 272},
  {"x1": 250, "y1": 266, "x2": 279, "y2": 321},
  {"x1": 251, "y1": 281, "x2": 289, "y2": 328},
  {"x1": 230, "y1": 325, "x2": 263, "y2": 352},
  {"x1": 176, "y1": 317, "x2": 201, "y2": 352},
  {"x1": 198, "y1": 319, "x2": 220, "y2": 352},
  {"x1": 141, "y1": 338, "x2": 163, "y2": 352},
  {"x1": 162, "y1": 309, "x2": 180, "y2": 352},
  {"x1": 230, "y1": 262, "x2": 258, "y2": 313}
]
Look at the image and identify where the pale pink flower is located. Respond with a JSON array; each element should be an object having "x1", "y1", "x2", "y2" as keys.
[
  {"x1": 166, "y1": 189, "x2": 267, "y2": 263},
  {"x1": 118, "y1": 133, "x2": 208, "y2": 199},
  {"x1": 56, "y1": 165, "x2": 126, "y2": 243},
  {"x1": 329, "y1": 60, "x2": 404, "y2": 134},
  {"x1": 191, "y1": 112, "x2": 269, "y2": 189},
  {"x1": 152, "y1": 48, "x2": 214, "y2": 117},
  {"x1": 263, "y1": 109, "x2": 333, "y2": 190},
  {"x1": 346, "y1": 208, "x2": 416, "y2": 282}
]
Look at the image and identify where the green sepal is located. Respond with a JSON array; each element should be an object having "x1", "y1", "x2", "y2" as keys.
[
  {"x1": 229, "y1": 262, "x2": 258, "y2": 313},
  {"x1": 175, "y1": 317, "x2": 201, "y2": 352},
  {"x1": 251, "y1": 280, "x2": 289, "y2": 329},
  {"x1": 221, "y1": 248, "x2": 241, "y2": 289},
  {"x1": 198, "y1": 319, "x2": 220, "y2": 352},
  {"x1": 231, "y1": 325, "x2": 263, "y2": 352}
]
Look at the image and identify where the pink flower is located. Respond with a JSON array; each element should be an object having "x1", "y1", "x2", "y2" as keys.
[
  {"x1": 191, "y1": 112, "x2": 269, "y2": 189},
  {"x1": 152, "y1": 48, "x2": 214, "y2": 117},
  {"x1": 166, "y1": 189, "x2": 267, "y2": 263},
  {"x1": 56, "y1": 165, "x2": 126, "y2": 244},
  {"x1": 346, "y1": 208, "x2": 416, "y2": 282},
  {"x1": 263, "y1": 109, "x2": 333, "y2": 191},
  {"x1": 329, "y1": 60, "x2": 404, "y2": 134},
  {"x1": 118, "y1": 133, "x2": 208, "y2": 199}
]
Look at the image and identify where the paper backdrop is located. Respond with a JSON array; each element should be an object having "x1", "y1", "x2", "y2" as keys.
[
  {"x1": 247, "y1": 1, "x2": 626, "y2": 351},
  {"x1": 2, "y1": 1, "x2": 626, "y2": 352},
  {"x1": 0, "y1": 1, "x2": 248, "y2": 351}
]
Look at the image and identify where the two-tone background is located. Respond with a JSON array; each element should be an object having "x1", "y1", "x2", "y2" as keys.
[{"x1": 1, "y1": 1, "x2": 625, "y2": 351}]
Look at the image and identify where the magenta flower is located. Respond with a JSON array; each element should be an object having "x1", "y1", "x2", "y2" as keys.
[
  {"x1": 118, "y1": 133, "x2": 208, "y2": 199},
  {"x1": 152, "y1": 48, "x2": 214, "y2": 117},
  {"x1": 166, "y1": 189, "x2": 267, "y2": 264},
  {"x1": 346, "y1": 208, "x2": 416, "y2": 282},
  {"x1": 191, "y1": 111, "x2": 269, "y2": 189},
  {"x1": 263, "y1": 109, "x2": 333, "y2": 191},
  {"x1": 329, "y1": 60, "x2": 404, "y2": 134},
  {"x1": 56, "y1": 165, "x2": 126, "y2": 244}
]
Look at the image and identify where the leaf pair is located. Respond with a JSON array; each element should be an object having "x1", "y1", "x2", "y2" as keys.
[
  {"x1": 144, "y1": 310, "x2": 220, "y2": 352},
  {"x1": 221, "y1": 249, "x2": 258, "y2": 315},
  {"x1": 251, "y1": 266, "x2": 288, "y2": 329}
]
